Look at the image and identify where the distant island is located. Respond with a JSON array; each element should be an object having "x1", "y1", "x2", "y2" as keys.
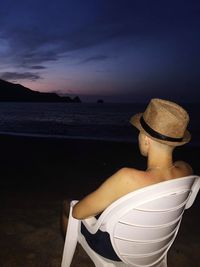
[
  {"x1": 0, "y1": 79, "x2": 81, "y2": 103},
  {"x1": 97, "y1": 99, "x2": 104, "y2": 104}
]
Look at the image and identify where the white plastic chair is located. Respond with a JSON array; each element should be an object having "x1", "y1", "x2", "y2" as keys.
[{"x1": 61, "y1": 175, "x2": 200, "y2": 267}]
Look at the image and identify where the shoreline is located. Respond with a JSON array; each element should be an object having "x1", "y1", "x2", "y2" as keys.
[
  {"x1": 0, "y1": 133, "x2": 199, "y2": 200},
  {"x1": 1, "y1": 130, "x2": 200, "y2": 147},
  {"x1": 0, "y1": 131, "x2": 136, "y2": 144},
  {"x1": 0, "y1": 133, "x2": 200, "y2": 194},
  {"x1": 0, "y1": 133, "x2": 143, "y2": 195}
]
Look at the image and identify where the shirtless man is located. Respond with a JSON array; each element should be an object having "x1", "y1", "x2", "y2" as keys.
[{"x1": 62, "y1": 98, "x2": 193, "y2": 228}]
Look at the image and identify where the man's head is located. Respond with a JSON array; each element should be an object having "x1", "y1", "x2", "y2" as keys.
[{"x1": 138, "y1": 131, "x2": 175, "y2": 157}]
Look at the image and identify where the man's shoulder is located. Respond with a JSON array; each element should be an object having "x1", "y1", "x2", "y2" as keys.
[
  {"x1": 115, "y1": 167, "x2": 153, "y2": 192},
  {"x1": 116, "y1": 167, "x2": 148, "y2": 185},
  {"x1": 117, "y1": 167, "x2": 144, "y2": 177},
  {"x1": 174, "y1": 161, "x2": 193, "y2": 175}
]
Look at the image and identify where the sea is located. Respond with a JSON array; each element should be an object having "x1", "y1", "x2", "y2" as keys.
[{"x1": 0, "y1": 102, "x2": 199, "y2": 146}]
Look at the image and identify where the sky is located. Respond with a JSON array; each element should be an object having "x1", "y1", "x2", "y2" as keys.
[{"x1": 0, "y1": 0, "x2": 200, "y2": 102}]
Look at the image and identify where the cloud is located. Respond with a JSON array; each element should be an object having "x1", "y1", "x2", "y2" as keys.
[
  {"x1": 0, "y1": 1, "x2": 144, "y2": 69},
  {"x1": 0, "y1": 72, "x2": 41, "y2": 81},
  {"x1": 29, "y1": 65, "x2": 46, "y2": 69},
  {"x1": 80, "y1": 55, "x2": 109, "y2": 63},
  {"x1": 0, "y1": 0, "x2": 199, "y2": 91},
  {"x1": 21, "y1": 50, "x2": 60, "y2": 67}
]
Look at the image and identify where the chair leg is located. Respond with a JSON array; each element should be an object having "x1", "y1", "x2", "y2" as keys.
[
  {"x1": 79, "y1": 234, "x2": 117, "y2": 267},
  {"x1": 61, "y1": 205, "x2": 79, "y2": 267},
  {"x1": 156, "y1": 255, "x2": 168, "y2": 267}
]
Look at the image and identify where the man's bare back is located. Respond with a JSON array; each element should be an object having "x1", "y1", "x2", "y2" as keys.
[{"x1": 72, "y1": 160, "x2": 193, "y2": 219}]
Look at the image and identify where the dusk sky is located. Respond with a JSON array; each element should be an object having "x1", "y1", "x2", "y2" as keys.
[{"x1": 0, "y1": 0, "x2": 200, "y2": 102}]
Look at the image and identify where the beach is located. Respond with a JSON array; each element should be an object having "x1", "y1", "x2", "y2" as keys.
[{"x1": 0, "y1": 134, "x2": 199, "y2": 267}]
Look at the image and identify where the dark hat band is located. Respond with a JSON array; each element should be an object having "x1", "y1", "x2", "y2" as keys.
[{"x1": 140, "y1": 116, "x2": 183, "y2": 142}]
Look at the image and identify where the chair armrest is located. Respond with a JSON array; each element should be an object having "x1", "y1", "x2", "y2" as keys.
[
  {"x1": 70, "y1": 200, "x2": 99, "y2": 233},
  {"x1": 84, "y1": 217, "x2": 97, "y2": 227},
  {"x1": 70, "y1": 200, "x2": 79, "y2": 208},
  {"x1": 81, "y1": 217, "x2": 99, "y2": 234}
]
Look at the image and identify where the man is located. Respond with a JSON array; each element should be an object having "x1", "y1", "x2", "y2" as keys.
[{"x1": 62, "y1": 98, "x2": 193, "y2": 260}]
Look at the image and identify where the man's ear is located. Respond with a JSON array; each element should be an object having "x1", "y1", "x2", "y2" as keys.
[{"x1": 144, "y1": 135, "x2": 150, "y2": 146}]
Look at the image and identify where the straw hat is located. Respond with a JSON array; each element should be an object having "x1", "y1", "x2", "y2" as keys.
[{"x1": 130, "y1": 98, "x2": 191, "y2": 146}]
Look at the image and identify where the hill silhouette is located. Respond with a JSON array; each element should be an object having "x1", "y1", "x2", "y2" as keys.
[{"x1": 0, "y1": 79, "x2": 81, "y2": 102}]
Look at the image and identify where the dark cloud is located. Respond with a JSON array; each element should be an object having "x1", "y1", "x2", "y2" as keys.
[
  {"x1": 0, "y1": 0, "x2": 199, "y2": 100},
  {"x1": 20, "y1": 50, "x2": 60, "y2": 67},
  {"x1": 29, "y1": 65, "x2": 46, "y2": 69},
  {"x1": 0, "y1": 0, "x2": 199, "y2": 70},
  {"x1": 0, "y1": 72, "x2": 41, "y2": 81},
  {"x1": 80, "y1": 55, "x2": 109, "y2": 64}
]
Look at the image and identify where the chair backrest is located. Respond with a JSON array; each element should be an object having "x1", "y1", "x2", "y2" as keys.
[{"x1": 97, "y1": 175, "x2": 200, "y2": 267}]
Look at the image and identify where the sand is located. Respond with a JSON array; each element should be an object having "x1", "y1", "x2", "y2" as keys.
[{"x1": 0, "y1": 134, "x2": 199, "y2": 267}]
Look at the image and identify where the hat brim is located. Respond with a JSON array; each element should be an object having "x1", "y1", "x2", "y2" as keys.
[{"x1": 130, "y1": 113, "x2": 191, "y2": 146}]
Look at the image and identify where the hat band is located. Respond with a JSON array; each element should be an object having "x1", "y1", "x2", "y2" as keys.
[{"x1": 140, "y1": 116, "x2": 183, "y2": 142}]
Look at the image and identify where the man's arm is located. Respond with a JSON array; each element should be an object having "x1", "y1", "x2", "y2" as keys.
[{"x1": 72, "y1": 168, "x2": 138, "y2": 219}]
